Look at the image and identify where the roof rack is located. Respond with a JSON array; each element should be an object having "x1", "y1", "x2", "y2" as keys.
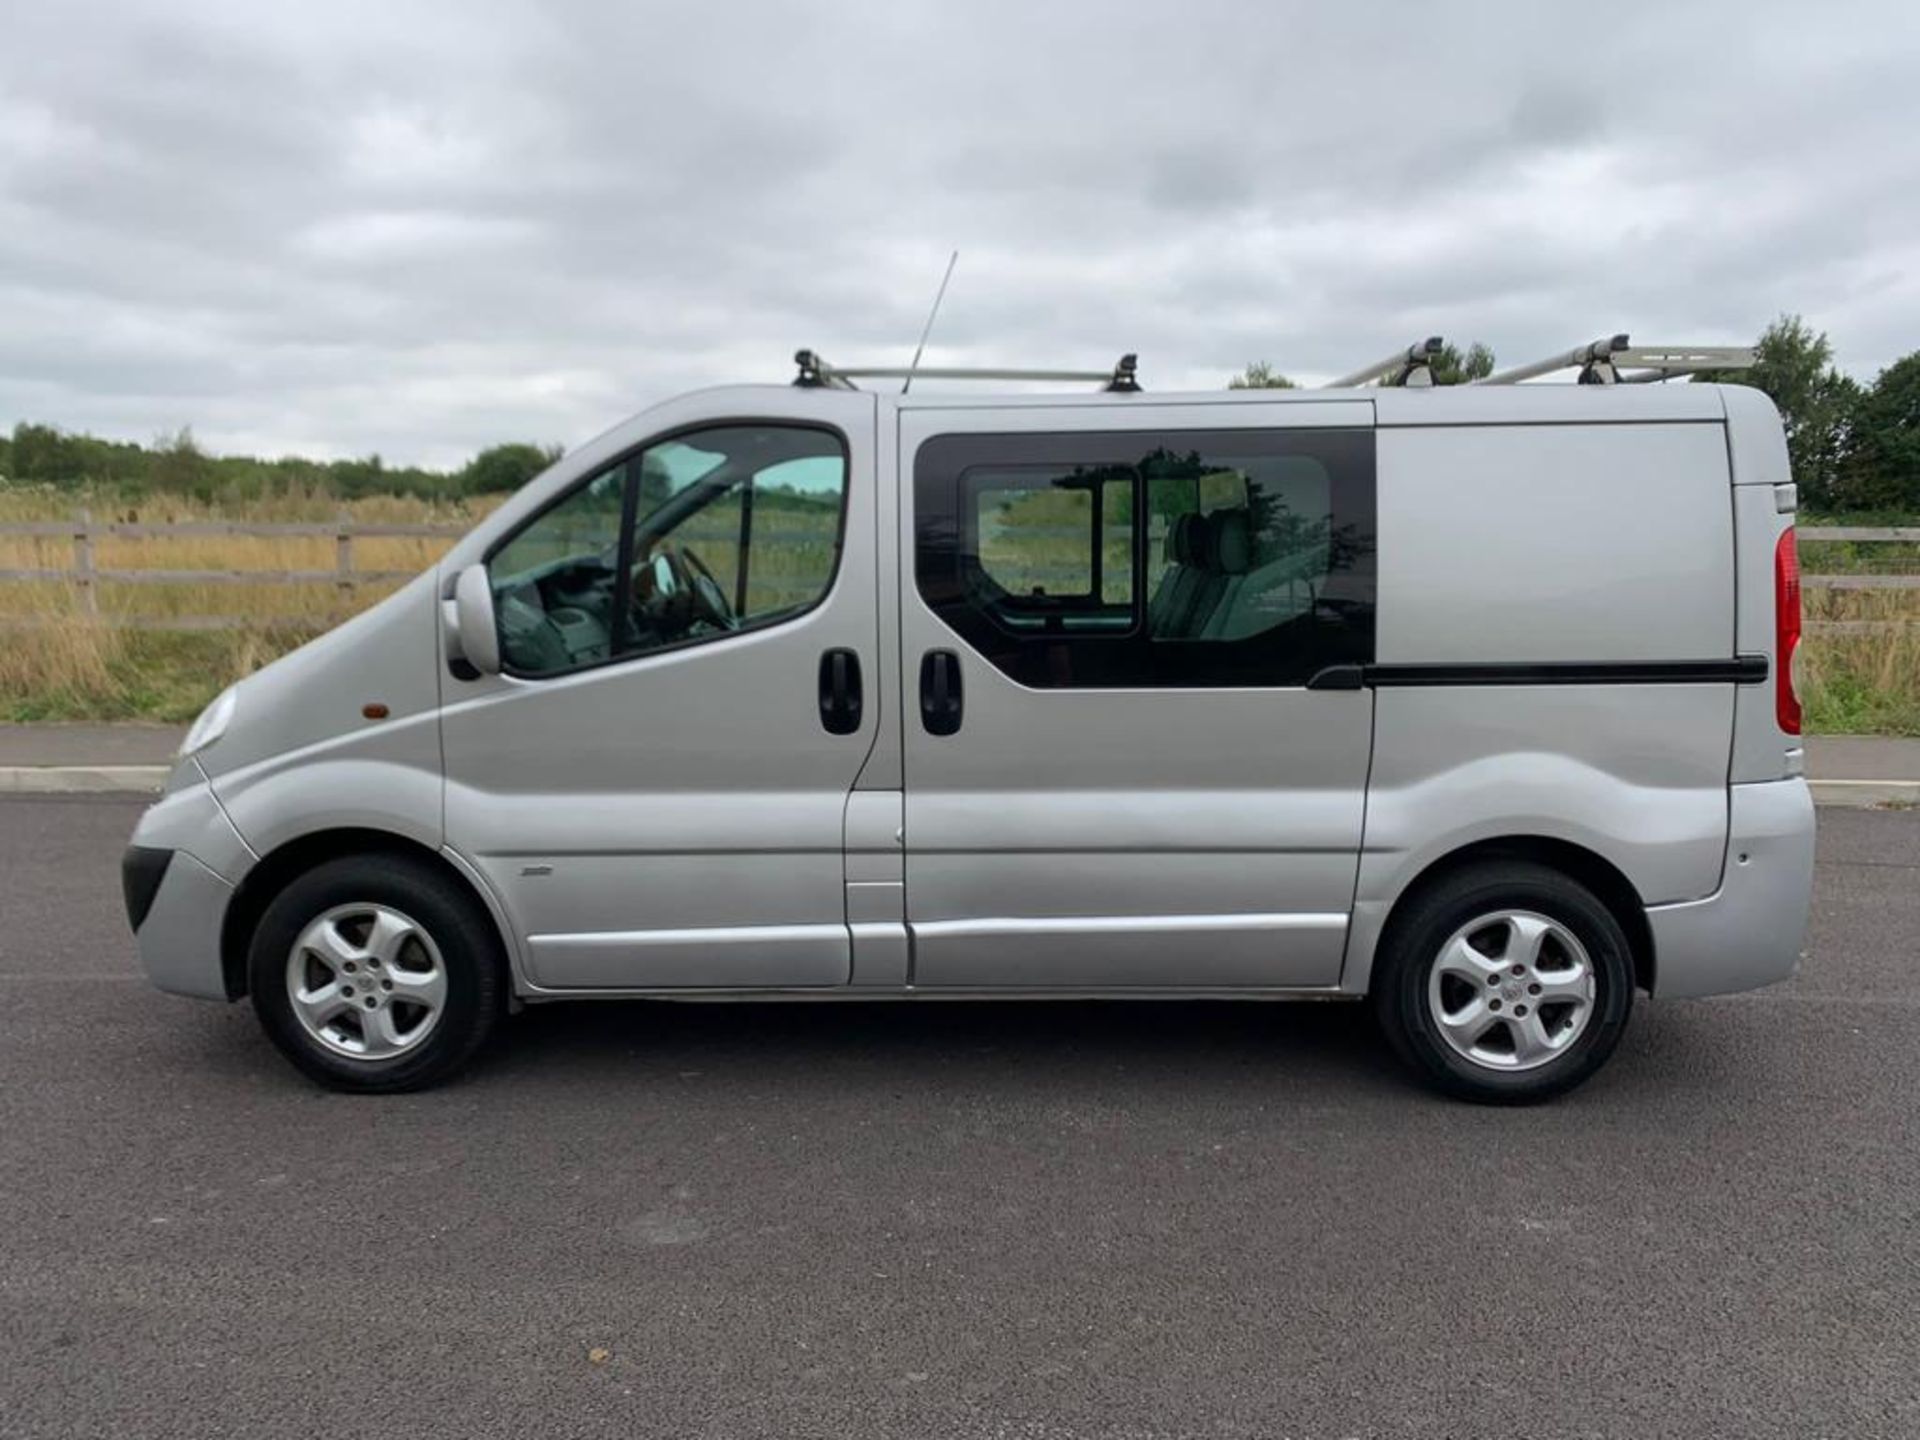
[
  {"x1": 1474, "y1": 334, "x2": 1753, "y2": 385},
  {"x1": 793, "y1": 349, "x2": 1141, "y2": 393},
  {"x1": 1610, "y1": 346, "x2": 1757, "y2": 383},
  {"x1": 1323, "y1": 336, "x2": 1445, "y2": 389}
]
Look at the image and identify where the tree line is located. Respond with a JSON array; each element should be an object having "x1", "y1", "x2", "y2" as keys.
[
  {"x1": 4, "y1": 315, "x2": 1915, "y2": 513},
  {"x1": 0, "y1": 423, "x2": 562, "y2": 504},
  {"x1": 1230, "y1": 317, "x2": 1920, "y2": 514}
]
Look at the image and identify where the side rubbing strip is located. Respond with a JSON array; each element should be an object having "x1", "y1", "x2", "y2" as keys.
[{"x1": 1307, "y1": 656, "x2": 1769, "y2": 690}]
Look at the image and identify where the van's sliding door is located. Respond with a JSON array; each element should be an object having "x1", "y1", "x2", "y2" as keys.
[{"x1": 897, "y1": 401, "x2": 1378, "y2": 990}]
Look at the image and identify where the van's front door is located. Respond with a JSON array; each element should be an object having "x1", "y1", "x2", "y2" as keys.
[
  {"x1": 899, "y1": 401, "x2": 1377, "y2": 989},
  {"x1": 442, "y1": 389, "x2": 878, "y2": 990}
]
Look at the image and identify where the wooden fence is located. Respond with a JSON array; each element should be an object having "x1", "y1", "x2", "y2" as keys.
[
  {"x1": 0, "y1": 514, "x2": 1916, "y2": 632},
  {"x1": 0, "y1": 512, "x2": 469, "y2": 631}
]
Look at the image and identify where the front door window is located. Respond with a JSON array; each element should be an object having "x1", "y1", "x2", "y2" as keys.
[{"x1": 487, "y1": 425, "x2": 847, "y2": 678}]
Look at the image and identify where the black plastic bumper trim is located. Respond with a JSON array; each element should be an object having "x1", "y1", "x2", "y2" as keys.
[
  {"x1": 1308, "y1": 655, "x2": 1770, "y2": 690},
  {"x1": 122, "y1": 845, "x2": 173, "y2": 933}
]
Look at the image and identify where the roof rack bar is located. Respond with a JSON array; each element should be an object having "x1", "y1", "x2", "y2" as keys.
[
  {"x1": 793, "y1": 350, "x2": 1141, "y2": 392},
  {"x1": 1476, "y1": 334, "x2": 1630, "y2": 385},
  {"x1": 1324, "y1": 336, "x2": 1445, "y2": 389},
  {"x1": 840, "y1": 365, "x2": 1109, "y2": 382},
  {"x1": 792, "y1": 350, "x2": 858, "y2": 390},
  {"x1": 1611, "y1": 346, "x2": 1754, "y2": 384}
]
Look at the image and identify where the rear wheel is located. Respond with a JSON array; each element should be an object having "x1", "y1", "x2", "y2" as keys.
[
  {"x1": 1371, "y1": 861, "x2": 1635, "y2": 1104},
  {"x1": 248, "y1": 854, "x2": 505, "y2": 1092}
]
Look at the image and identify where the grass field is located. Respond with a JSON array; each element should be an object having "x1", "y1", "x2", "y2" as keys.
[
  {"x1": 0, "y1": 488, "x2": 496, "y2": 722},
  {"x1": 2, "y1": 485, "x2": 1917, "y2": 733}
]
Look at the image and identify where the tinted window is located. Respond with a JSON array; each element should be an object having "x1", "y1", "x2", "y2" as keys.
[
  {"x1": 963, "y1": 466, "x2": 1135, "y2": 637},
  {"x1": 915, "y1": 428, "x2": 1374, "y2": 687},
  {"x1": 489, "y1": 424, "x2": 846, "y2": 678}
]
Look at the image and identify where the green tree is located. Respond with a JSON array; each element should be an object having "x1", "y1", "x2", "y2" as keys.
[
  {"x1": 1841, "y1": 352, "x2": 1920, "y2": 511},
  {"x1": 150, "y1": 427, "x2": 213, "y2": 498},
  {"x1": 9, "y1": 423, "x2": 85, "y2": 485},
  {"x1": 1430, "y1": 341, "x2": 1494, "y2": 385},
  {"x1": 1227, "y1": 361, "x2": 1297, "y2": 389},
  {"x1": 1700, "y1": 315, "x2": 1861, "y2": 510},
  {"x1": 461, "y1": 442, "x2": 563, "y2": 495}
]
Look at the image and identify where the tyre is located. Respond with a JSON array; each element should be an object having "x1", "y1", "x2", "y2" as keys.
[
  {"x1": 1371, "y1": 861, "x2": 1635, "y2": 1104},
  {"x1": 248, "y1": 853, "x2": 505, "y2": 1092}
]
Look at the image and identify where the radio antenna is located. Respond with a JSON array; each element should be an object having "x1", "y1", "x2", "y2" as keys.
[{"x1": 902, "y1": 250, "x2": 959, "y2": 395}]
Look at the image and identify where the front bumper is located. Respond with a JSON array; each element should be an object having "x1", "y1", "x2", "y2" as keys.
[
  {"x1": 122, "y1": 845, "x2": 173, "y2": 931},
  {"x1": 1645, "y1": 777, "x2": 1816, "y2": 999},
  {"x1": 125, "y1": 766, "x2": 253, "y2": 1001},
  {"x1": 130, "y1": 850, "x2": 238, "y2": 999}
]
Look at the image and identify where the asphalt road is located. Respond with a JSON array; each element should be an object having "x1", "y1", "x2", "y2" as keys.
[{"x1": 2, "y1": 796, "x2": 1916, "y2": 1439}]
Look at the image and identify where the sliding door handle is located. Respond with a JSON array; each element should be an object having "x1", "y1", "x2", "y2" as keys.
[
  {"x1": 919, "y1": 649, "x2": 963, "y2": 736},
  {"x1": 818, "y1": 648, "x2": 863, "y2": 735}
]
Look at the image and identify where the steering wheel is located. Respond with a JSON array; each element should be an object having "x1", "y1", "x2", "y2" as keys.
[{"x1": 653, "y1": 544, "x2": 735, "y2": 631}]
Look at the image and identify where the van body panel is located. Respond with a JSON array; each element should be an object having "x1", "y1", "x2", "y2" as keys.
[
  {"x1": 523, "y1": 923, "x2": 853, "y2": 989},
  {"x1": 129, "y1": 764, "x2": 254, "y2": 884},
  {"x1": 195, "y1": 571, "x2": 445, "y2": 787},
  {"x1": 896, "y1": 400, "x2": 1376, "y2": 989},
  {"x1": 1722, "y1": 388, "x2": 1803, "y2": 784},
  {"x1": 192, "y1": 571, "x2": 449, "y2": 864},
  {"x1": 125, "y1": 380, "x2": 1818, "y2": 1045},
  {"x1": 1338, "y1": 682, "x2": 1738, "y2": 993},
  {"x1": 1372, "y1": 383, "x2": 1725, "y2": 426},
  {"x1": 439, "y1": 386, "x2": 882, "y2": 991},
  {"x1": 132, "y1": 851, "x2": 234, "y2": 1001},
  {"x1": 1362, "y1": 682, "x2": 1737, "y2": 899},
  {"x1": 856, "y1": 397, "x2": 906, "y2": 793},
  {"x1": 1646, "y1": 777, "x2": 1813, "y2": 997},
  {"x1": 125, "y1": 769, "x2": 250, "y2": 999},
  {"x1": 1375, "y1": 423, "x2": 1735, "y2": 664},
  {"x1": 1728, "y1": 482, "x2": 1798, "y2": 783},
  {"x1": 1718, "y1": 386, "x2": 1795, "y2": 483},
  {"x1": 218, "y1": 742, "x2": 448, "y2": 863}
]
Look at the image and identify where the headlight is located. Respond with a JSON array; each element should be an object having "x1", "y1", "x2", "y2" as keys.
[{"x1": 180, "y1": 685, "x2": 239, "y2": 758}]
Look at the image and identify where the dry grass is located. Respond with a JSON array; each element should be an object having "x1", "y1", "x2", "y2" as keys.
[
  {"x1": 3, "y1": 486, "x2": 1917, "y2": 732},
  {"x1": 1802, "y1": 587, "x2": 1920, "y2": 734},
  {"x1": 0, "y1": 489, "x2": 495, "y2": 721}
]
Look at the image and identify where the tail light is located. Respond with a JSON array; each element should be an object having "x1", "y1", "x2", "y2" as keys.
[{"x1": 1775, "y1": 527, "x2": 1802, "y2": 735}]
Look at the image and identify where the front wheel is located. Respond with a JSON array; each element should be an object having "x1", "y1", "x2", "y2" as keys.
[
  {"x1": 1371, "y1": 861, "x2": 1636, "y2": 1104},
  {"x1": 248, "y1": 854, "x2": 505, "y2": 1092}
]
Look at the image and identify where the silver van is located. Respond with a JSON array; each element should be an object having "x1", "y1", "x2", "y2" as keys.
[{"x1": 123, "y1": 347, "x2": 1815, "y2": 1102}]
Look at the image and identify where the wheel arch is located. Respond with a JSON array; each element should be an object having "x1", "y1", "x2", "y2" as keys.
[
  {"x1": 220, "y1": 827, "x2": 508, "y2": 1001},
  {"x1": 1356, "y1": 835, "x2": 1656, "y2": 995}
]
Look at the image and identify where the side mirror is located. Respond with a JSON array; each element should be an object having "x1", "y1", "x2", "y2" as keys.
[{"x1": 452, "y1": 563, "x2": 501, "y2": 675}]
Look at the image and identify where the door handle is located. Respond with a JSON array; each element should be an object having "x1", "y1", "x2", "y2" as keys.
[
  {"x1": 818, "y1": 648, "x2": 863, "y2": 735},
  {"x1": 919, "y1": 649, "x2": 963, "y2": 736}
]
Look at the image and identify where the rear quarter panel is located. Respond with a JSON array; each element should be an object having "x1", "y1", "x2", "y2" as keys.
[
  {"x1": 1720, "y1": 384, "x2": 1802, "y2": 783},
  {"x1": 1343, "y1": 418, "x2": 1738, "y2": 991}
]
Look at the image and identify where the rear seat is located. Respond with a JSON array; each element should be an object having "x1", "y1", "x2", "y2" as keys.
[
  {"x1": 1146, "y1": 513, "x2": 1209, "y2": 635},
  {"x1": 1195, "y1": 508, "x2": 1253, "y2": 639},
  {"x1": 1147, "y1": 508, "x2": 1260, "y2": 639}
]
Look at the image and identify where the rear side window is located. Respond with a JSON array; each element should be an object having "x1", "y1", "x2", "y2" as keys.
[
  {"x1": 916, "y1": 428, "x2": 1375, "y2": 688},
  {"x1": 965, "y1": 466, "x2": 1136, "y2": 636}
]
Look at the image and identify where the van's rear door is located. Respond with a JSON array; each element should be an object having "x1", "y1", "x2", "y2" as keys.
[{"x1": 896, "y1": 398, "x2": 1377, "y2": 989}]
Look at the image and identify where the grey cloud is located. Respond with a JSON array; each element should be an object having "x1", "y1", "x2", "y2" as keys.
[{"x1": 2, "y1": 0, "x2": 1918, "y2": 465}]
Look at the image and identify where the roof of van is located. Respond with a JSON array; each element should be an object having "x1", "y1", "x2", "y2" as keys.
[
  {"x1": 899, "y1": 381, "x2": 1731, "y2": 423},
  {"x1": 683, "y1": 379, "x2": 1740, "y2": 426}
]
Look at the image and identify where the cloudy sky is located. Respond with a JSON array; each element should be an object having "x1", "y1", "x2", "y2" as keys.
[{"x1": 4, "y1": 1, "x2": 1918, "y2": 468}]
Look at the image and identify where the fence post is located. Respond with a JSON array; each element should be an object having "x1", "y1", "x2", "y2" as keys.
[
  {"x1": 73, "y1": 507, "x2": 98, "y2": 616},
  {"x1": 335, "y1": 510, "x2": 355, "y2": 600}
]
